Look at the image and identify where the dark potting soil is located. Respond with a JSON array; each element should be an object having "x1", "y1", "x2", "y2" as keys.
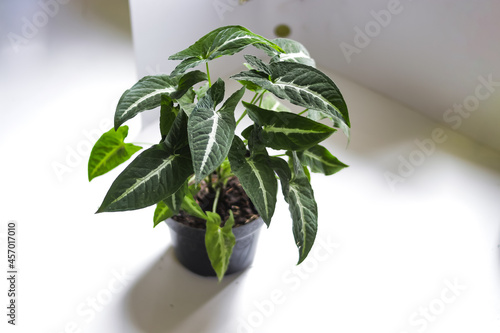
[{"x1": 171, "y1": 176, "x2": 259, "y2": 229}]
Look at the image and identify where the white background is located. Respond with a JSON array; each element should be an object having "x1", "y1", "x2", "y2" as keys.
[{"x1": 1, "y1": 1, "x2": 499, "y2": 332}]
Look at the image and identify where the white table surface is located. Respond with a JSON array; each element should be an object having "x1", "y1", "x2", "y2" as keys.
[{"x1": 1, "y1": 1, "x2": 499, "y2": 333}]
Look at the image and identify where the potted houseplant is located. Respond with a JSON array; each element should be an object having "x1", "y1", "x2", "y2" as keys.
[{"x1": 88, "y1": 25, "x2": 349, "y2": 281}]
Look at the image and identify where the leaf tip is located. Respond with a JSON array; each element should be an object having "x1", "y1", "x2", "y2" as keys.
[{"x1": 95, "y1": 204, "x2": 108, "y2": 214}]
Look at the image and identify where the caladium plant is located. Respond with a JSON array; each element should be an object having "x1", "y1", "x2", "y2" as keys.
[{"x1": 88, "y1": 25, "x2": 349, "y2": 280}]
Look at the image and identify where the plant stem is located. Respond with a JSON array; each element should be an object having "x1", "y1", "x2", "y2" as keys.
[
  {"x1": 257, "y1": 91, "x2": 265, "y2": 107},
  {"x1": 206, "y1": 62, "x2": 212, "y2": 87},
  {"x1": 271, "y1": 153, "x2": 287, "y2": 157},
  {"x1": 249, "y1": 92, "x2": 260, "y2": 104},
  {"x1": 298, "y1": 108, "x2": 309, "y2": 115},
  {"x1": 212, "y1": 186, "x2": 221, "y2": 213}
]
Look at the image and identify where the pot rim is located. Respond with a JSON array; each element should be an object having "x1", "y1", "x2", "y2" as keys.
[{"x1": 165, "y1": 216, "x2": 264, "y2": 240}]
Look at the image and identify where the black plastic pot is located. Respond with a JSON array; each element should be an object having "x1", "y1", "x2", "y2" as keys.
[{"x1": 165, "y1": 217, "x2": 264, "y2": 277}]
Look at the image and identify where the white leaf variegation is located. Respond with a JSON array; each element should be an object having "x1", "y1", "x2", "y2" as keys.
[
  {"x1": 114, "y1": 71, "x2": 207, "y2": 129},
  {"x1": 271, "y1": 154, "x2": 318, "y2": 264},
  {"x1": 228, "y1": 136, "x2": 277, "y2": 225},
  {"x1": 270, "y1": 38, "x2": 316, "y2": 67},
  {"x1": 243, "y1": 102, "x2": 335, "y2": 151},
  {"x1": 168, "y1": 25, "x2": 283, "y2": 75},
  {"x1": 205, "y1": 211, "x2": 236, "y2": 281},
  {"x1": 288, "y1": 176, "x2": 318, "y2": 264},
  {"x1": 188, "y1": 80, "x2": 244, "y2": 183},
  {"x1": 89, "y1": 25, "x2": 352, "y2": 281},
  {"x1": 115, "y1": 75, "x2": 176, "y2": 129},
  {"x1": 231, "y1": 62, "x2": 350, "y2": 137},
  {"x1": 96, "y1": 144, "x2": 193, "y2": 213},
  {"x1": 296, "y1": 145, "x2": 348, "y2": 176}
]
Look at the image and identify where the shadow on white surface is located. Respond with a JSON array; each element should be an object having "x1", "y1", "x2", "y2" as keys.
[{"x1": 124, "y1": 247, "x2": 243, "y2": 333}]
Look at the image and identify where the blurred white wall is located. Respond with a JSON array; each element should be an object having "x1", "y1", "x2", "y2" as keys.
[{"x1": 128, "y1": 0, "x2": 500, "y2": 152}]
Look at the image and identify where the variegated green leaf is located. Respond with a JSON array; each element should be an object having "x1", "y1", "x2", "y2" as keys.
[
  {"x1": 88, "y1": 126, "x2": 142, "y2": 181},
  {"x1": 295, "y1": 145, "x2": 348, "y2": 175},
  {"x1": 96, "y1": 144, "x2": 193, "y2": 213},
  {"x1": 169, "y1": 25, "x2": 283, "y2": 75},
  {"x1": 228, "y1": 136, "x2": 277, "y2": 225},
  {"x1": 243, "y1": 102, "x2": 335, "y2": 151},
  {"x1": 188, "y1": 79, "x2": 244, "y2": 183},
  {"x1": 243, "y1": 55, "x2": 271, "y2": 75},
  {"x1": 271, "y1": 154, "x2": 318, "y2": 264},
  {"x1": 231, "y1": 62, "x2": 350, "y2": 136},
  {"x1": 205, "y1": 211, "x2": 236, "y2": 281},
  {"x1": 270, "y1": 38, "x2": 316, "y2": 67},
  {"x1": 288, "y1": 174, "x2": 318, "y2": 263},
  {"x1": 114, "y1": 71, "x2": 207, "y2": 129},
  {"x1": 270, "y1": 156, "x2": 291, "y2": 188}
]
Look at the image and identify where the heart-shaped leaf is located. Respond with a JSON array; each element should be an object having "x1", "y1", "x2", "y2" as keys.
[
  {"x1": 243, "y1": 102, "x2": 335, "y2": 151},
  {"x1": 88, "y1": 126, "x2": 142, "y2": 181},
  {"x1": 205, "y1": 211, "x2": 236, "y2": 281}
]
